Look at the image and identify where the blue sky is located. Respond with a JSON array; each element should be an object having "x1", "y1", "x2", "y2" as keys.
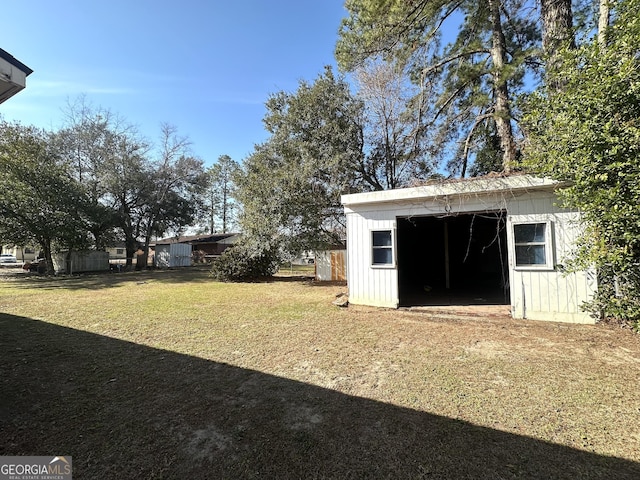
[{"x1": 2, "y1": 1, "x2": 348, "y2": 166}]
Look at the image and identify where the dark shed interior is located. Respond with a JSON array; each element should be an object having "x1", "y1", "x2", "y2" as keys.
[{"x1": 397, "y1": 212, "x2": 509, "y2": 306}]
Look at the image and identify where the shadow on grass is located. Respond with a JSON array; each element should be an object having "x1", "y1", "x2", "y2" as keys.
[{"x1": 2, "y1": 312, "x2": 638, "y2": 479}]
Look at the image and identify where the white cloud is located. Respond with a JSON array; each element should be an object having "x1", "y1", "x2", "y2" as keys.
[{"x1": 26, "y1": 79, "x2": 136, "y2": 97}]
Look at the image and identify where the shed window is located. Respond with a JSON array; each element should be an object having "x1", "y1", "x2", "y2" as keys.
[
  {"x1": 513, "y1": 222, "x2": 552, "y2": 268},
  {"x1": 116, "y1": 248, "x2": 124, "y2": 255},
  {"x1": 372, "y1": 230, "x2": 394, "y2": 266}
]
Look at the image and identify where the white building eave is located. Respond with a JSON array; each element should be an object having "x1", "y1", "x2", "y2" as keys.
[
  {"x1": 341, "y1": 175, "x2": 565, "y2": 208},
  {"x1": 0, "y1": 48, "x2": 33, "y2": 104}
]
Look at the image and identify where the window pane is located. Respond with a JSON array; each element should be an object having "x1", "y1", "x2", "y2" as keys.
[
  {"x1": 515, "y1": 245, "x2": 546, "y2": 265},
  {"x1": 373, "y1": 248, "x2": 392, "y2": 265},
  {"x1": 514, "y1": 223, "x2": 546, "y2": 243},
  {"x1": 372, "y1": 230, "x2": 392, "y2": 247}
]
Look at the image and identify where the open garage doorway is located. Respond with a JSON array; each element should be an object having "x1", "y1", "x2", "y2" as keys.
[{"x1": 397, "y1": 212, "x2": 509, "y2": 307}]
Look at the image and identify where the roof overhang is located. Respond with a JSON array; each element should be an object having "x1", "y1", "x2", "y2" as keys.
[
  {"x1": 0, "y1": 48, "x2": 33, "y2": 105},
  {"x1": 151, "y1": 233, "x2": 241, "y2": 246},
  {"x1": 341, "y1": 175, "x2": 565, "y2": 208}
]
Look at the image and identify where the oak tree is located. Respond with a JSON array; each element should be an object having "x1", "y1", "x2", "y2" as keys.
[{"x1": 0, "y1": 122, "x2": 89, "y2": 273}]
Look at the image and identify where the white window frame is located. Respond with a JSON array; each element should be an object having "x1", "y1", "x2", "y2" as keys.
[
  {"x1": 512, "y1": 221, "x2": 554, "y2": 271},
  {"x1": 370, "y1": 229, "x2": 395, "y2": 268}
]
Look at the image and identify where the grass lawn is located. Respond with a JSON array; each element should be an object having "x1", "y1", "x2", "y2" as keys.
[{"x1": 1, "y1": 267, "x2": 639, "y2": 479}]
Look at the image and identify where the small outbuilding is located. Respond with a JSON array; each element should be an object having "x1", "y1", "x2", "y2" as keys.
[
  {"x1": 315, "y1": 247, "x2": 347, "y2": 282},
  {"x1": 154, "y1": 242, "x2": 192, "y2": 268},
  {"x1": 341, "y1": 175, "x2": 597, "y2": 324},
  {"x1": 151, "y1": 233, "x2": 240, "y2": 264},
  {"x1": 52, "y1": 251, "x2": 110, "y2": 274}
]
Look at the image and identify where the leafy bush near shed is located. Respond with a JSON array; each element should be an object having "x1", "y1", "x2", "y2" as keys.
[
  {"x1": 523, "y1": 0, "x2": 640, "y2": 329},
  {"x1": 210, "y1": 243, "x2": 280, "y2": 281}
]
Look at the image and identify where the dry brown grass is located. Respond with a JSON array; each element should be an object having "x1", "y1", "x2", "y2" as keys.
[{"x1": 1, "y1": 267, "x2": 639, "y2": 479}]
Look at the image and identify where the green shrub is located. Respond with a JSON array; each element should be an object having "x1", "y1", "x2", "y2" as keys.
[
  {"x1": 210, "y1": 243, "x2": 281, "y2": 281},
  {"x1": 583, "y1": 265, "x2": 640, "y2": 331}
]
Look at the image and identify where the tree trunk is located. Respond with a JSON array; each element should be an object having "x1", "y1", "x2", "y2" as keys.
[
  {"x1": 221, "y1": 185, "x2": 227, "y2": 234},
  {"x1": 540, "y1": 0, "x2": 574, "y2": 53},
  {"x1": 540, "y1": 0, "x2": 575, "y2": 91},
  {"x1": 136, "y1": 245, "x2": 149, "y2": 270},
  {"x1": 209, "y1": 189, "x2": 215, "y2": 235},
  {"x1": 125, "y1": 241, "x2": 137, "y2": 269},
  {"x1": 122, "y1": 222, "x2": 137, "y2": 269},
  {"x1": 65, "y1": 250, "x2": 73, "y2": 275},
  {"x1": 598, "y1": 0, "x2": 611, "y2": 49},
  {"x1": 488, "y1": 0, "x2": 517, "y2": 173},
  {"x1": 40, "y1": 238, "x2": 55, "y2": 275},
  {"x1": 137, "y1": 226, "x2": 153, "y2": 270}
]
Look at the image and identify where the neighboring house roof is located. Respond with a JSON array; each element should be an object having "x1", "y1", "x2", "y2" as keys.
[
  {"x1": 0, "y1": 47, "x2": 33, "y2": 104},
  {"x1": 152, "y1": 233, "x2": 240, "y2": 246}
]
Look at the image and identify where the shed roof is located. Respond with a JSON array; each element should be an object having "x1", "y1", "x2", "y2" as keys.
[{"x1": 341, "y1": 174, "x2": 562, "y2": 207}]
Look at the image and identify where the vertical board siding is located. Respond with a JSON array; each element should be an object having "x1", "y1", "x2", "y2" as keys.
[
  {"x1": 507, "y1": 193, "x2": 595, "y2": 323},
  {"x1": 315, "y1": 250, "x2": 347, "y2": 281},
  {"x1": 330, "y1": 251, "x2": 347, "y2": 281},
  {"x1": 345, "y1": 185, "x2": 596, "y2": 323},
  {"x1": 171, "y1": 243, "x2": 192, "y2": 267},
  {"x1": 315, "y1": 251, "x2": 331, "y2": 281},
  {"x1": 52, "y1": 251, "x2": 110, "y2": 273},
  {"x1": 155, "y1": 243, "x2": 191, "y2": 268},
  {"x1": 346, "y1": 211, "x2": 398, "y2": 307}
]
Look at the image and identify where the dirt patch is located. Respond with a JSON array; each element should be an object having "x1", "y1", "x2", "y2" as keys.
[{"x1": 406, "y1": 304, "x2": 512, "y2": 318}]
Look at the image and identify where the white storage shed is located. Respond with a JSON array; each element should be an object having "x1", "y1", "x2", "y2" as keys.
[
  {"x1": 341, "y1": 175, "x2": 597, "y2": 324},
  {"x1": 53, "y1": 251, "x2": 110, "y2": 274},
  {"x1": 315, "y1": 249, "x2": 347, "y2": 282},
  {"x1": 154, "y1": 242, "x2": 192, "y2": 268}
]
